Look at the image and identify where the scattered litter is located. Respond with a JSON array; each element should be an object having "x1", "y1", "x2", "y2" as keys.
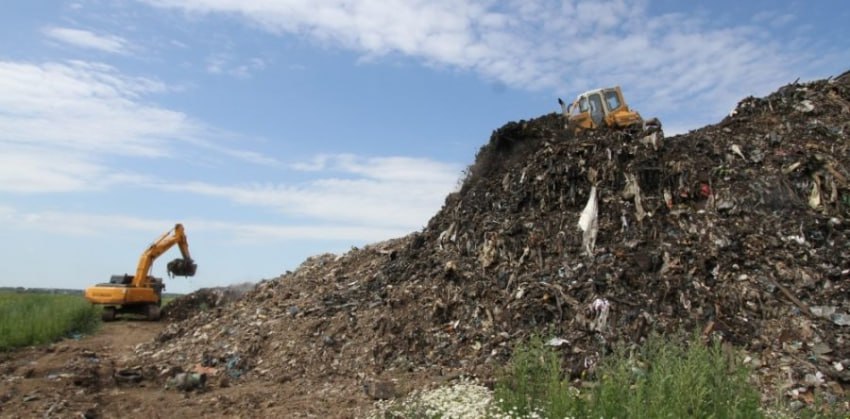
[
  {"x1": 832, "y1": 313, "x2": 850, "y2": 327},
  {"x1": 578, "y1": 186, "x2": 599, "y2": 256},
  {"x1": 166, "y1": 372, "x2": 206, "y2": 391},
  {"x1": 795, "y1": 100, "x2": 815, "y2": 112},
  {"x1": 113, "y1": 369, "x2": 143, "y2": 385},
  {"x1": 546, "y1": 337, "x2": 569, "y2": 347}
]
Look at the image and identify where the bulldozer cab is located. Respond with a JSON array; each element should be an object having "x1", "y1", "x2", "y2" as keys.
[{"x1": 561, "y1": 86, "x2": 643, "y2": 134}]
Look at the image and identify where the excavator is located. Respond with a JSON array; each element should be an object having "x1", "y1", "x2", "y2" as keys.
[
  {"x1": 84, "y1": 223, "x2": 197, "y2": 321},
  {"x1": 558, "y1": 86, "x2": 661, "y2": 137}
]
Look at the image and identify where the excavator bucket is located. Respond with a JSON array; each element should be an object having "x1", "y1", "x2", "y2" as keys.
[{"x1": 167, "y1": 258, "x2": 197, "y2": 277}]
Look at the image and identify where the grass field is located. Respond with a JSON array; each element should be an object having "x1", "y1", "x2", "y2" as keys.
[
  {"x1": 0, "y1": 291, "x2": 100, "y2": 351},
  {"x1": 161, "y1": 295, "x2": 177, "y2": 307}
]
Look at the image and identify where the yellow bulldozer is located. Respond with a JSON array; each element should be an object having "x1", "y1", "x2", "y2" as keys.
[
  {"x1": 559, "y1": 86, "x2": 661, "y2": 137},
  {"x1": 84, "y1": 223, "x2": 197, "y2": 321}
]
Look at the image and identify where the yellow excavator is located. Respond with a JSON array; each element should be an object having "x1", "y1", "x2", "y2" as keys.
[
  {"x1": 558, "y1": 86, "x2": 661, "y2": 137},
  {"x1": 84, "y1": 223, "x2": 197, "y2": 321}
]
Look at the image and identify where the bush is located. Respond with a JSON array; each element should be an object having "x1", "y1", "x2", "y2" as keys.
[
  {"x1": 494, "y1": 333, "x2": 763, "y2": 418},
  {"x1": 0, "y1": 292, "x2": 100, "y2": 351}
]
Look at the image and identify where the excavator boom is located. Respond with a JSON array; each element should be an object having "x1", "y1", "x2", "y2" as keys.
[{"x1": 132, "y1": 224, "x2": 196, "y2": 288}]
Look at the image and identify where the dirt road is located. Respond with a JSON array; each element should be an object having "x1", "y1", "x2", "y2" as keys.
[
  {"x1": 0, "y1": 321, "x2": 391, "y2": 418},
  {"x1": 1, "y1": 322, "x2": 162, "y2": 418}
]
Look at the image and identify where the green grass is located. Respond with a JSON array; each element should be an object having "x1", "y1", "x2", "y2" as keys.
[
  {"x1": 0, "y1": 291, "x2": 100, "y2": 351},
  {"x1": 493, "y1": 334, "x2": 582, "y2": 418},
  {"x1": 494, "y1": 333, "x2": 764, "y2": 418},
  {"x1": 161, "y1": 296, "x2": 176, "y2": 307}
]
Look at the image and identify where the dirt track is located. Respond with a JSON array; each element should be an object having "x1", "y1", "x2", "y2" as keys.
[{"x1": 0, "y1": 321, "x2": 423, "y2": 418}]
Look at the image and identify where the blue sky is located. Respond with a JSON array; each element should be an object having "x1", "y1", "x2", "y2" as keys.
[{"x1": 1, "y1": 0, "x2": 848, "y2": 293}]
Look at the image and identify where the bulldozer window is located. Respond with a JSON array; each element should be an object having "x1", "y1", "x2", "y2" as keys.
[
  {"x1": 588, "y1": 94, "x2": 604, "y2": 125},
  {"x1": 579, "y1": 97, "x2": 589, "y2": 112},
  {"x1": 604, "y1": 91, "x2": 621, "y2": 111}
]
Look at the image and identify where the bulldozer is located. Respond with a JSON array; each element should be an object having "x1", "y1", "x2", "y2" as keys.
[
  {"x1": 558, "y1": 86, "x2": 661, "y2": 137},
  {"x1": 84, "y1": 223, "x2": 197, "y2": 321}
]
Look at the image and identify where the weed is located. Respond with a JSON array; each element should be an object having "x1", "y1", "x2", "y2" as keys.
[{"x1": 494, "y1": 333, "x2": 763, "y2": 418}]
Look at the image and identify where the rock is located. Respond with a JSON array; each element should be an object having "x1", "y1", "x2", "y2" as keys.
[
  {"x1": 831, "y1": 313, "x2": 850, "y2": 326},
  {"x1": 362, "y1": 379, "x2": 398, "y2": 400},
  {"x1": 166, "y1": 373, "x2": 207, "y2": 391}
]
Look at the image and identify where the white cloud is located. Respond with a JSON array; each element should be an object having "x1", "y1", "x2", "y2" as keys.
[
  {"x1": 206, "y1": 54, "x2": 267, "y2": 78},
  {"x1": 0, "y1": 60, "x2": 192, "y2": 157},
  {"x1": 199, "y1": 220, "x2": 405, "y2": 242},
  {"x1": 139, "y1": 0, "x2": 845, "y2": 130},
  {"x1": 0, "y1": 144, "x2": 153, "y2": 193},
  {"x1": 753, "y1": 11, "x2": 796, "y2": 27},
  {"x1": 43, "y1": 26, "x2": 132, "y2": 55},
  {"x1": 162, "y1": 154, "x2": 461, "y2": 230},
  {"x1": 0, "y1": 205, "x2": 15, "y2": 221},
  {"x1": 0, "y1": 59, "x2": 276, "y2": 191},
  {"x1": 292, "y1": 154, "x2": 459, "y2": 182},
  {"x1": 0, "y1": 206, "x2": 406, "y2": 243},
  {"x1": 2, "y1": 209, "x2": 167, "y2": 236}
]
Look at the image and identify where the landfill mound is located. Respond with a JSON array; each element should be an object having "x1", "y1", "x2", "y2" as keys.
[
  {"x1": 162, "y1": 284, "x2": 253, "y2": 321},
  {"x1": 136, "y1": 72, "x2": 850, "y2": 406}
]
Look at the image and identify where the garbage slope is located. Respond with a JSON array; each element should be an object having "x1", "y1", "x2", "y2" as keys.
[{"x1": 137, "y1": 72, "x2": 850, "y2": 405}]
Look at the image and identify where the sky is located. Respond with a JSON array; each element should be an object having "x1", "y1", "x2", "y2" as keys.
[{"x1": 1, "y1": 0, "x2": 848, "y2": 293}]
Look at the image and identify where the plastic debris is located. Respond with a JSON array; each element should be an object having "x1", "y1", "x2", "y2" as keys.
[
  {"x1": 795, "y1": 100, "x2": 815, "y2": 112},
  {"x1": 578, "y1": 186, "x2": 599, "y2": 256},
  {"x1": 546, "y1": 337, "x2": 569, "y2": 347},
  {"x1": 166, "y1": 372, "x2": 207, "y2": 391},
  {"x1": 832, "y1": 313, "x2": 850, "y2": 327}
]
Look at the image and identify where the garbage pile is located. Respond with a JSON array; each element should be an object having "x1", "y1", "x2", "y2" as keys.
[
  {"x1": 136, "y1": 71, "x2": 850, "y2": 406},
  {"x1": 161, "y1": 284, "x2": 253, "y2": 321}
]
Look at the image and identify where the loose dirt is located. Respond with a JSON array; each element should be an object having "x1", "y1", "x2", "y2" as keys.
[{"x1": 0, "y1": 320, "x2": 403, "y2": 418}]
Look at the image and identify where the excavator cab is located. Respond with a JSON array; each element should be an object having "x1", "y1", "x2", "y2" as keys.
[{"x1": 559, "y1": 86, "x2": 660, "y2": 137}]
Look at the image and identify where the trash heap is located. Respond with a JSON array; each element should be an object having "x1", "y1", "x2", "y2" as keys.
[
  {"x1": 135, "y1": 71, "x2": 850, "y2": 405},
  {"x1": 161, "y1": 284, "x2": 253, "y2": 321}
]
